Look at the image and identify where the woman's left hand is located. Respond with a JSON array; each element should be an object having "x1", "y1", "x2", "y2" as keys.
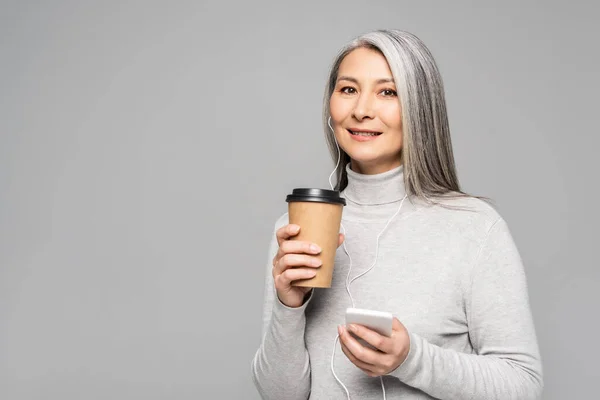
[{"x1": 337, "y1": 317, "x2": 410, "y2": 377}]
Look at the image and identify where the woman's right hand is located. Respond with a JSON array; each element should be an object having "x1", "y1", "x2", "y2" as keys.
[{"x1": 272, "y1": 224, "x2": 344, "y2": 308}]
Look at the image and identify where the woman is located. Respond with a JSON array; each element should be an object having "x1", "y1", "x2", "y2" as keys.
[{"x1": 251, "y1": 29, "x2": 543, "y2": 399}]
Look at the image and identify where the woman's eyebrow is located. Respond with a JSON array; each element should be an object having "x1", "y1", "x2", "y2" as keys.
[{"x1": 337, "y1": 76, "x2": 395, "y2": 84}]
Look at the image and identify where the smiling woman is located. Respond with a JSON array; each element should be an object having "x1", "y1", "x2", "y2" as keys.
[
  {"x1": 252, "y1": 29, "x2": 543, "y2": 400},
  {"x1": 323, "y1": 33, "x2": 466, "y2": 202},
  {"x1": 329, "y1": 48, "x2": 404, "y2": 175}
]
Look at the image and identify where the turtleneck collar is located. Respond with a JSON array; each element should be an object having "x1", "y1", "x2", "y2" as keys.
[
  {"x1": 340, "y1": 162, "x2": 418, "y2": 222},
  {"x1": 342, "y1": 162, "x2": 406, "y2": 205}
]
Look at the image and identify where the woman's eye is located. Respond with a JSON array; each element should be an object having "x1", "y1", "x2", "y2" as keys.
[
  {"x1": 381, "y1": 89, "x2": 397, "y2": 97},
  {"x1": 340, "y1": 87, "x2": 356, "y2": 94}
]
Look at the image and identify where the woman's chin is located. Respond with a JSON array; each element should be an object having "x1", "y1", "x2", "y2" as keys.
[
  {"x1": 346, "y1": 152, "x2": 402, "y2": 172},
  {"x1": 346, "y1": 151, "x2": 384, "y2": 165}
]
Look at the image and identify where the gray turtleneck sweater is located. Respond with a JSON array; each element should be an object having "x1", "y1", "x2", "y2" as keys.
[{"x1": 251, "y1": 164, "x2": 543, "y2": 399}]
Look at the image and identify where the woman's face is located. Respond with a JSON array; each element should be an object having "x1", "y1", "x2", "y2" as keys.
[{"x1": 329, "y1": 47, "x2": 403, "y2": 175}]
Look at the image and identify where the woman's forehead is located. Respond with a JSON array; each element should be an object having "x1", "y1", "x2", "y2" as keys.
[{"x1": 337, "y1": 48, "x2": 394, "y2": 82}]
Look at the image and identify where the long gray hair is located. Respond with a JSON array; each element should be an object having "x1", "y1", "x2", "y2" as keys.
[{"x1": 323, "y1": 29, "x2": 487, "y2": 204}]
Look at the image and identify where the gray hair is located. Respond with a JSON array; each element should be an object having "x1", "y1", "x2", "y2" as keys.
[{"x1": 322, "y1": 29, "x2": 488, "y2": 204}]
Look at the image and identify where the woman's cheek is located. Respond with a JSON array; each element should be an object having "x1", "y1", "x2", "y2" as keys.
[{"x1": 380, "y1": 106, "x2": 403, "y2": 129}]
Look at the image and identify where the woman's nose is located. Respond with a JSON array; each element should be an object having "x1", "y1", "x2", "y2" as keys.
[{"x1": 352, "y1": 94, "x2": 375, "y2": 120}]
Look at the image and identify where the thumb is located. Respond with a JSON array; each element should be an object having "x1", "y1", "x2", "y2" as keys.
[
  {"x1": 392, "y1": 317, "x2": 404, "y2": 331},
  {"x1": 338, "y1": 233, "x2": 345, "y2": 247}
]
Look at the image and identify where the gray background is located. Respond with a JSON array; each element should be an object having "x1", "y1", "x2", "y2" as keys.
[{"x1": 1, "y1": 1, "x2": 597, "y2": 399}]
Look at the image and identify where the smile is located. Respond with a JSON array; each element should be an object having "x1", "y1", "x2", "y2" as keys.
[
  {"x1": 347, "y1": 129, "x2": 382, "y2": 141},
  {"x1": 348, "y1": 129, "x2": 382, "y2": 137}
]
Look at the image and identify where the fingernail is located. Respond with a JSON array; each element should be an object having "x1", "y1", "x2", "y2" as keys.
[
  {"x1": 348, "y1": 324, "x2": 356, "y2": 332},
  {"x1": 292, "y1": 225, "x2": 300, "y2": 232},
  {"x1": 310, "y1": 244, "x2": 321, "y2": 253}
]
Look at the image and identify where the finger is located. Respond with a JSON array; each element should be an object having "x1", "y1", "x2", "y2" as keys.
[
  {"x1": 275, "y1": 224, "x2": 300, "y2": 247},
  {"x1": 338, "y1": 325, "x2": 381, "y2": 365},
  {"x1": 279, "y1": 240, "x2": 322, "y2": 257},
  {"x1": 338, "y1": 326, "x2": 376, "y2": 367},
  {"x1": 275, "y1": 267, "x2": 317, "y2": 288},
  {"x1": 274, "y1": 253, "x2": 323, "y2": 275},
  {"x1": 347, "y1": 324, "x2": 393, "y2": 354},
  {"x1": 392, "y1": 317, "x2": 404, "y2": 332},
  {"x1": 273, "y1": 240, "x2": 321, "y2": 270},
  {"x1": 340, "y1": 336, "x2": 377, "y2": 374},
  {"x1": 338, "y1": 233, "x2": 345, "y2": 247}
]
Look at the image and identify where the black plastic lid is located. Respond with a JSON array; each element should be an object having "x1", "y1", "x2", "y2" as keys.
[{"x1": 286, "y1": 188, "x2": 346, "y2": 206}]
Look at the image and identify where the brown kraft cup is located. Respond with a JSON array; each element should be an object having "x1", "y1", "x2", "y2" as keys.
[{"x1": 285, "y1": 188, "x2": 346, "y2": 288}]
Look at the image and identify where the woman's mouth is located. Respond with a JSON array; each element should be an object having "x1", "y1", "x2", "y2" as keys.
[{"x1": 347, "y1": 129, "x2": 382, "y2": 141}]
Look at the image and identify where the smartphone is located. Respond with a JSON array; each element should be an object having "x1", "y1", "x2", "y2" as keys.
[{"x1": 344, "y1": 308, "x2": 393, "y2": 349}]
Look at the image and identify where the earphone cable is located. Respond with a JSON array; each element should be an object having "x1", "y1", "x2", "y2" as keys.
[{"x1": 327, "y1": 116, "x2": 407, "y2": 400}]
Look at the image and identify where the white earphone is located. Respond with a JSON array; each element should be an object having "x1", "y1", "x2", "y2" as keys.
[{"x1": 327, "y1": 116, "x2": 407, "y2": 400}]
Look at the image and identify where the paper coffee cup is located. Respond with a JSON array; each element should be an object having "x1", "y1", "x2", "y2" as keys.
[{"x1": 285, "y1": 188, "x2": 346, "y2": 288}]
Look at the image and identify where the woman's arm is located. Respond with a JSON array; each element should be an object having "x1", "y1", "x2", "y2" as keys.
[
  {"x1": 388, "y1": 217, "x2": 544, "y2": 399},
  {"x1": 251, "y1": 215, "x2": 313, "y2": 400}
]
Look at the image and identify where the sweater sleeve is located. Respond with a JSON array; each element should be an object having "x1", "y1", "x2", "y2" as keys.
[
  {"x1": 388, "y1": 217, "x2": 544, "y2": 399},
  {"x1": 251, "y1": 215, "x2": 314, "y2": 400}
]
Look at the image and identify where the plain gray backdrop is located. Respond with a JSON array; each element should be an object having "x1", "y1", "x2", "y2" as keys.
[{"x1": 1, "y1": 1, "x2": 598, "y2": 399}]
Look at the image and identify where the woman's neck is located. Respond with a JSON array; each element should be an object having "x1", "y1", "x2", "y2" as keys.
[{"x1": 343, "y1": 162, "x2": 406, "y2": 205}]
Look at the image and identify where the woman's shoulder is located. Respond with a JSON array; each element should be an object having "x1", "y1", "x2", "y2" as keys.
[{"x1": 417, "y1": 192, "x2": 503, "y2": 233}]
